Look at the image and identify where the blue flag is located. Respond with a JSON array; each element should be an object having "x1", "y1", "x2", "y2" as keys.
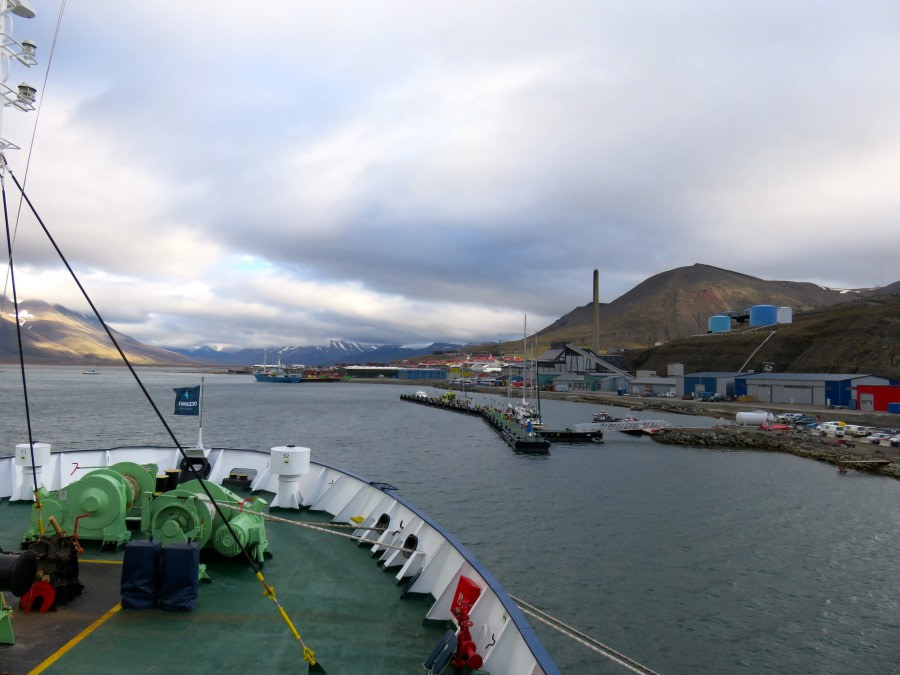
[{"x1": 173, "y1": 386, "x2": 201, "y2": 416}]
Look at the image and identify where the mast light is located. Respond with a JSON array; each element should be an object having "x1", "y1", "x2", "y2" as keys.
[
  {"x1": 17, "y1": 39, "x2": 36, "y2": 65},
  {"x1": 1, "y1": 81, "x2": 37, "y2": 110},
  {"x1": 17, "y1": 82, "x2": 36, "y2": 105},
  {"x1": 8, "y1": 0, "x2": 37, "y2": 20}
]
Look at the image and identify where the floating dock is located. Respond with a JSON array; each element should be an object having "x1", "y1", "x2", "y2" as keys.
[{"x1": 400, "y1": 394, "x2": 602, "y2": 453}]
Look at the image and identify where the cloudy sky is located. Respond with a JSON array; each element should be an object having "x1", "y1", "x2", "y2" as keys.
[{"x1": 2, "y1": 1, "x2": 898, "y2": 349}]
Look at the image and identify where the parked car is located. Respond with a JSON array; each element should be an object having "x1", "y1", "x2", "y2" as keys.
[
  {"x1": 697, "y1": 392, "x2": 726, "y2": 402},
  {"x1": 865, "y1": 432, "x2": 893, "y2": 444},
  {"x1": 819, "y1": 421, "x2": 846, "y2": 437},
  {"x1": 843, "y1": 424, "x2": 876, "y2": 437},
  {"x1": 890, "y1": 434, "x2": 900, "y2": 448},
  {"x1": 790, "y1": 416, "x2": 818, "y2": 427},
  {"x1": 777, "y1": 413, "x2": 805, "y2": 422}
]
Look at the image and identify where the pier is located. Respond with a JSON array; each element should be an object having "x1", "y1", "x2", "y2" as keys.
[{"x1": 400, "y1": 393, "x2": 602, "y2": 453}]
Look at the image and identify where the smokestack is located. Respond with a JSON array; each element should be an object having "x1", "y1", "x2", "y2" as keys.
[{"x1": 592, "y1": 269, "x2": 600, "y2": 354}]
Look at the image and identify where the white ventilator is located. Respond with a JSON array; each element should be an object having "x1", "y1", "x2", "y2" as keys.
[{"x1": 269, "y1": 445, "x2": 310, "y2": 509}]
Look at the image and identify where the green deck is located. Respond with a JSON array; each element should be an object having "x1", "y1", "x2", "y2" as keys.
[{"x1": 1, "y1": 497, "x2": 447, "y2": 673}]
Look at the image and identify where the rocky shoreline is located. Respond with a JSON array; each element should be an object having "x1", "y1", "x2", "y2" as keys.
[
  {"x1": 423, "y1": 382, "x2": 900, "y2": 478},
  {"x1": 650, "y1": 426, "x2": 900, "y2": 479},
  {"x1": 548, "y1": 392, "x2": 900, "y2": 479}
]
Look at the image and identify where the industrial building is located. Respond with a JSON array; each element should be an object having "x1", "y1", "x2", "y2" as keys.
[
  {"x1": 733, "y1": 373, "x2": 890, "y2": 407},
  {"x1": 629, "y1": 372, "x2": 676, "y2": 397},
  {"x1": 677, "y1": 372, "x2": 742, "y2": 399},
  {"x1": 707, "y1": 304, "x2": 794, "y2": 333},
  {"x1": 341, "y1": 365, "x2": 447, "y2": 380},
  {"x1": 855, "y1": 384, "x2": 900, "y2": 413},
  {"x1": 537, "y1": 343, "x2": 632, "y2": 392}
]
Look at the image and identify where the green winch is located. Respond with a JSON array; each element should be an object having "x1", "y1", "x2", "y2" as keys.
[
  {"x1": 23, "y1": 462, "x2": 157, "y2": 548},
  {"x1": 143, "y1": 479, "x2": 269, "y2": 564}
]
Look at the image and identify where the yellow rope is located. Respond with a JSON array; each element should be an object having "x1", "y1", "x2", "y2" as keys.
[
  {"x1": 255, "y1": 571, "x2": 317, "y2": 668},
  {"x1": 33, "y1": 489, "x2": 45, "y2": 536}
]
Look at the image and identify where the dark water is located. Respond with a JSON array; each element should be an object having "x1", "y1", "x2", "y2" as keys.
[{"x1": 3, "y1": 368, "x2": 899, "y2": 674}]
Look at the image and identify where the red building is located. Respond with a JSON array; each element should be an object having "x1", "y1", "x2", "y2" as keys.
[{"x1": 855, "y1": 385, "x2": 900, "y2": 413}]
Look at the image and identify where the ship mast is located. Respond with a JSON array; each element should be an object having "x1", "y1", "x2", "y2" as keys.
[{"x1": 0, "y1": 0, "x2": 39, "y2": 156}]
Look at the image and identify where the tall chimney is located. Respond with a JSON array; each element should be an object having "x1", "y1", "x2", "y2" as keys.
[{"x1": 592, "y1": 269, "x2": 600, "y2": 354}]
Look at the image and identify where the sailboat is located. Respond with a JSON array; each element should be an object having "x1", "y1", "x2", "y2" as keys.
[
  {"x1": 512, "y1": 315, "x2": 545, "y2": 431},
  {"x1": 82, "y1": 357, "x2": 100, "y2": 375}
]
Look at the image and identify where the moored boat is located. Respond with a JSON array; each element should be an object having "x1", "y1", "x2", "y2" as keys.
[{"x1": 253, "y1": 364, "x2": 304, "y2": 382}]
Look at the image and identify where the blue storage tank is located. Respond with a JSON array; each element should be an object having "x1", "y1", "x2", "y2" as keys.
[
  {"x1": 749, "y1": 304, "x2": 777, "y2": 327},
  {"x1": 707, "y1": 315, "x2": 731, "y2": 333}
]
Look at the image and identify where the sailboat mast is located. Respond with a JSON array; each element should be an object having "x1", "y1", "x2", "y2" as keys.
[
  {"x1": 522, "y1": 314, "x2": 527, "y2": 405},
  {"x1": 534, "y1": 331, "x2": 541, "y2": 414}
]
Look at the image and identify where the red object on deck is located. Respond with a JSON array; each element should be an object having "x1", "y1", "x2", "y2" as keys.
[
  {"x1": 451, "y1": 576, "x2": 484, "y2": 671},
  {"x1": 20, "y1": 580, "x2": 56, "y2": 613},
  {"x1": 451, "y1": 575, "x2": 481, "y2": 616}
]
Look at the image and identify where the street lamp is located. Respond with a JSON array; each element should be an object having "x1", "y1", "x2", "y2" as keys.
[{"x1": 763, "y1": 362, "x2": 774, "y2": 402}]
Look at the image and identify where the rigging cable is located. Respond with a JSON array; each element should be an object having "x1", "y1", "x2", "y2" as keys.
[
  {"x1": 202, "y1": 498, "x2": 417, "y2": 553},
  {"x1": 1, "y1": 2, "x2": 322, "y2": 668},
  {"x1": 1, "y1": 1, "x2": 70, "y2": 531},
  {"x1": 0, "y1": 163, "x2": 43, "y2": 533},
  {"x1": 0, "y1": 0, "x2": 70, "y2": 530},
  {"x1": 511, "y1": 594, "x2": 661, "y2": 675},
  {"x1": 4, "y1": 167, "x2": 322, "y2": 671},
  {"x1": 2, "y1": 0, "x2": 67, "y2": 308},
  {"x1": 213, "y1": 496, "x2": 658, "y2": 674}
]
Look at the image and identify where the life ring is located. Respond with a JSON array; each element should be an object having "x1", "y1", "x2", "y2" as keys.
[{"x1": 179, "y1": 455, "x2": 211, "y2": 479}]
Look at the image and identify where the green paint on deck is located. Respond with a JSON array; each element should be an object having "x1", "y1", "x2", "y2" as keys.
[{"x1": 1, "y1": 500, "x2": 447, "y2": 673}]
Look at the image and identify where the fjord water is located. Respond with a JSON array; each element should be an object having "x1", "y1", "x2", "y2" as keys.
[{"x1": 3, "y1": 368, "x2": 899, "y2": 674}]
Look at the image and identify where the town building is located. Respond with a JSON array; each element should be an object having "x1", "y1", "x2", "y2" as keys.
[
  {"x1": 734, "y1": 373, "x2": 889, "y2": 407},
  {"x1": 536, "y1": 343, "x2": 632, "y2": 392},
  {"x1": 855, "y1": 384, "x2": 900, "y2": 413},
  {"x1": 678, "y1": 372, "x2": 742, "y2": 399}
]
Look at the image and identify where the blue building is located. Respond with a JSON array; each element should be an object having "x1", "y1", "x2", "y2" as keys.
[
  {"x1": 733, "y1": 373, "x2": 889, "y2": 407},
  {"x1": 341, "y1": 366, "x2": 446, "y2": 380},
  {"x1": 679, "y1": 372, "x2": 742, "y2": 399}
]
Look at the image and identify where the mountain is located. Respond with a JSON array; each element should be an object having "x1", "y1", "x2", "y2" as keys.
[
  {"x1": 536, "y1": 264, "x2": 873, "y2": 350},
  {"x1": 620, "y1": 291, "x2": 900, "y2": 379},
  {"x1": 3, "y1": 264, "x2": 896, "y2": 373},
  {"x1": 0, "y1": 299, "x2": 192, "y2": 366},
  {"x1": 163, "y1": 341, "x2": 464, "y2": 367}
]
